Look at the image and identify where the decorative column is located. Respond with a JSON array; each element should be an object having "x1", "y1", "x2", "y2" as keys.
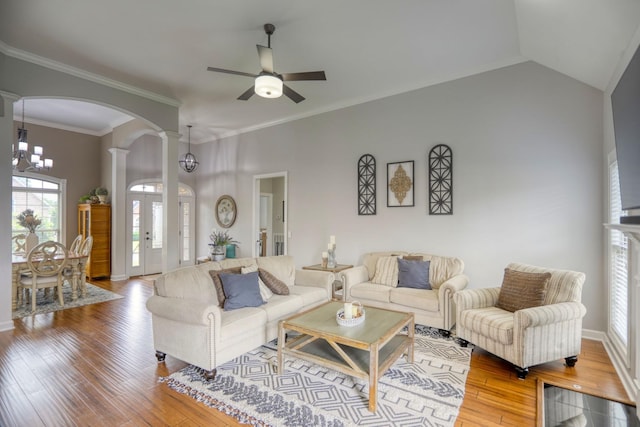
[
  {"x1": 160, "y1": 130, "x2": 180, "y2": 273},
  {"x1": 109, "y1": 147, "x2": 129, "y2": 281},
  {"x1": 0, "y1": 92, "x2": 20, "y2": 331}
]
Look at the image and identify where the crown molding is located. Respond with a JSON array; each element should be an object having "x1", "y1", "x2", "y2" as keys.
[{"x1": 0, "y1": 41, "x2": 181, "y2": 108}]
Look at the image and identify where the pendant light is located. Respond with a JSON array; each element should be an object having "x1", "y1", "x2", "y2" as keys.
[{"x1": 178, "y1": 125, "x2": 199, "y2": 173}]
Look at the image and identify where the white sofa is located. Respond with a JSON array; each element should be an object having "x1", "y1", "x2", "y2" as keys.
[
  {"x1": 341, "y1": 251, "x2": 468, "y2": 332},
  {"x1": 146, "y1": 255, "x2": 334, "y2": 379}
]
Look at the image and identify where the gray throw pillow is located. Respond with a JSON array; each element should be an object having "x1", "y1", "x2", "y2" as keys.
[
  {"x1": 219, "y1": 271, "x2": 264, "y2": 311},
  {"x1": 397, "y1": 258, "x2": 431, "y2": 290}
]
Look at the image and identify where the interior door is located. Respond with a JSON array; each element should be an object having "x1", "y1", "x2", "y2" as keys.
[{"x1": 253, "y1": 172, "x2": 287, "y2": 257}]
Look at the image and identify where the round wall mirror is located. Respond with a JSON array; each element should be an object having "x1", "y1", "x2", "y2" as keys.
[{"x1": 215, "y1": 195, "x2": 237, "y2": 228}]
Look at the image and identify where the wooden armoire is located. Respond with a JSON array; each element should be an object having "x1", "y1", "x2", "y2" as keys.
[{"x1": 78, "y1": 203, "x2": 111, "y2": 279}]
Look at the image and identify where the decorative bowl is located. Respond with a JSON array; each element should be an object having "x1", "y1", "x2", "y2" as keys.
[{"x1": 336, "y1": 307, "x2": 366, "y2": 327}]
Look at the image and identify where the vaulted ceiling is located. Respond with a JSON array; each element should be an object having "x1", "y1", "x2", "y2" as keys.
[{"x1": 1, "y1": 0, "x2": 639, "y2": 143}]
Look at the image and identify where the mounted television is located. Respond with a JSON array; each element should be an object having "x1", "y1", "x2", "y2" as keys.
[{"x1": 612, "y1": 43, "x2": 640, "y2": 223}]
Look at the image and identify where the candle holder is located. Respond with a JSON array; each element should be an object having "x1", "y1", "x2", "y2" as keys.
[{"x1": 327, "y1": 245, "x2": 336, "y2": 268}]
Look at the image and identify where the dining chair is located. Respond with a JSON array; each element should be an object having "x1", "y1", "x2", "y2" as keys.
[
  {"x1": 11, "y1": 234, "x2": 27, "y2": 254},
  {"x1": 18, "y1": 241, "x2": 69, "y2": 312},
  {"x1": 77, "y1": 235, "x2": 93, "y2": 298},
  {"x1": 68, "y1": 234, "x2": 83, "y2": 253}
]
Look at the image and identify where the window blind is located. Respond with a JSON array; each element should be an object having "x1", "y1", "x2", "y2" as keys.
[{"x1": 609, "y1": 162, "x2": 628, "y2": 346}]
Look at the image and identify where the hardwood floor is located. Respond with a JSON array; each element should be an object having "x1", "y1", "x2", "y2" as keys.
[{"x1": 0, "y1": 278, "x2": 633, "y2": 426}]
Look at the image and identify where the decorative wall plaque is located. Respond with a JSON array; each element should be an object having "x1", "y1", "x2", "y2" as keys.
[
  {"x1": 428, "y1": 144, "x2": 453, "y2": 215},
  {"x1": 357, "y1": 154, "x2": 376, "y2": 215},
  {"x1": 387, "y1": 161, "x2": 414, "y2": 207}
]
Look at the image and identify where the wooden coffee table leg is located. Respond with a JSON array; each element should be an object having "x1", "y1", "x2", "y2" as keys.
[
  {"x1": 408, "y1": 318, "x2": 415, "y2": 363},
  {"x1": 277, "y1": 321, "x2": 286, "y2": 374},
  {"x1": 369, "y1": 342, "x2": 379, "y2": 412}
]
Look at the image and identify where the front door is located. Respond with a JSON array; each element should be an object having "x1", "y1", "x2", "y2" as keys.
[{"x1": 128, "y1": 193, "x2": 163, "y2": 276}]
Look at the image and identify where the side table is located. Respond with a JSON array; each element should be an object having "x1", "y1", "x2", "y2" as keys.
[{"x1": 302, "y1": 263, "x2": 353, "y2": 300}]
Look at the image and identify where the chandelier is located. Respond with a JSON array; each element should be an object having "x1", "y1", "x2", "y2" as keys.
[
  {"x1": 12, "y1": 100, "x2": 53, "y2": 172},
  {"x1": 178, "y1": 125, "x2": 199, "y2": 173}
]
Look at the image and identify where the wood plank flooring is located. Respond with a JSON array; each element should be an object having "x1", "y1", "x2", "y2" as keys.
[{"x1": 0, "y1": 278, "x2": 632, "y2": 426}]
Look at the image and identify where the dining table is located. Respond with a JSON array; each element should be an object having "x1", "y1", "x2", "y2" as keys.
[{"x1": 11, "y1": 252, "x2": 89, "y2": 311}]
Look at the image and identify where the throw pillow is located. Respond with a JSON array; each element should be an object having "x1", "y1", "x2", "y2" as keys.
[
  {"x1": 219, "y1": 272, "x2": 264, "y2": 311},
  {"x1": 495, "y1": 268, "x2": 551, "y2": 312},
  {"x1": 242, "y1": 265, "x2": 273, "y2": 302},
  {"x1": 258, "y1": 268, "x2": 290, "y2": 295},
  {"x1": 208, "y1": 267, "x2": 242, "y2": 307},
  {"x1": 371, "y1": 256, "x2": 399, "y2": 287},
  {"x1": 403, "y1": 255, "x2": 424, "y2": 261},
  {"x1": 397, "y1": 258, "x2": 431, "y2": 289}
]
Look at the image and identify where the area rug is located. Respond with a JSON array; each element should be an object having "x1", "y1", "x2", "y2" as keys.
[
  {"x1": 160, "y1": 325, "x2": 471, "y2": 427},
  {"x1": 12, "y1": 282, "x2": 123, "y2": 319}
]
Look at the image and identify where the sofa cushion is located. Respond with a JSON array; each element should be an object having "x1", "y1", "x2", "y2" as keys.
[
  {"x1": 349, "y1": 282, "x2": 391, "y2": 303},
  {"x1": 242, "y1": 265, "x2": 273, "y2": 301},
  {"x1": 260, "y1": 294, "x2": 304, "y2": 321},
  {"x1": 290, "y1": 285, "x2": 328, "y2": 307},
  {"x1": 154, "y1": 266, "x2": 218, "y2": 304},
  {"x1": 403, "y1": 255, "x2": 424, "y2": 261},
  {"x1": 259, "y1": 268, "x2": 290, "y2": 295},
  {"x1": 219, "y1": 272, "x2": 264, "y2": 311},
  {"x1": 458, "y1": 306, "x2": 514, "y2": 345},
  {"x1": 408, "y1": 253, "x2": 464, "y2": 290},
  {"x1": 496, "y1": 268, "x2": 551, "y2": 312},
  {"x1": 209, "y1": 267, "x2": 242, "y2": 307},
  {"x1": 389, "y1": 287, "x2": 439, "y2": 312},
  {"x1": 397, "y1": 258, "x2": 431, "y2": 289},
  {"x1": 220, "y1": 307, "x2": 267, "y2": 342},
  {"x1": 256, "y1": 255, "x2": 296, "y2": 288},
  {"x1": 371, "y1": 256, "x2": 399, "y2": 287}
]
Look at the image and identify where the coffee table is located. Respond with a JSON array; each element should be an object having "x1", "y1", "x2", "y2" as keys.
[{"x1": 277, "y1": 301, "x2": 414, "y2": 412}]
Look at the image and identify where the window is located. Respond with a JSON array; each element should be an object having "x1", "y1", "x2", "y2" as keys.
[
  {"x1": 12, "y1": 173, "x2": 66, "y2": 243},
  {"x1": 609, "y1": 160, "x2": 628, "y2": 349}
]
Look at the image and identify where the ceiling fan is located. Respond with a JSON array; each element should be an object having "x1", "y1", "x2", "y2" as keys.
[{"x1": 207, "y1": 23, "x2": 326, "y2": 104}]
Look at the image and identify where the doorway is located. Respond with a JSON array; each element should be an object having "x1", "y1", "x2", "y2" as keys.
[
  {"x1": 127, "y1": 182, "x2": 195, "y2": 276},
  {"x1": 253, "y1": 172, "x2": 287, "y2": 257}
]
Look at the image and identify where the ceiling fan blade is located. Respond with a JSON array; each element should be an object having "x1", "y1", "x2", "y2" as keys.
[
  {"x1": 282, "y1": 84, "x2": 305, "y2": 103},
  {"x1": 257, "y1": 45, "x2": 274, "y2": 73},
  {"x1": 237, "y1": 86, "x2": 255, "y2": 101},
  {"x1": 281, "y1": 71, "x2": 326, "y2": 81},
  {"x1": 207, "y1": 67, "x2": 257, "y2": 78}
]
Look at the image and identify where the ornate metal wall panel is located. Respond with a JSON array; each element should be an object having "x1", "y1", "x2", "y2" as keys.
[
  {"x1": 357, "y1": 154, "x2": 376, "y2": 215},
  {"x1": 428, "y1": 144, "x2": 453, "y2": 215}
]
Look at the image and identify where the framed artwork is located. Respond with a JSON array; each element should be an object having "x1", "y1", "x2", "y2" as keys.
[
  {"x1": 428, "y1": 144, "x2": 453, "y2": 215},
  {"x1": 387, "y1": 161, "x2": 414, "y2": 207},
  {"x1": 215, "y1": 195, "x2": 237, "y2": 228},
  {"x1": 358, "y1": 154, "x2": 376, "y2": 215}
]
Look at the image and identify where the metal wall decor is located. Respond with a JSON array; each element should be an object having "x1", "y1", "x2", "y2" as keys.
[
  {"x1": 387, "y1": 161, "x2": 414, "y2": 207},
  {"x1": 428, "y1": 144, "x2": 453, "y2": 215},
  {"x1": 357, "y1": 154, "x2": 376, "y2": 215}
]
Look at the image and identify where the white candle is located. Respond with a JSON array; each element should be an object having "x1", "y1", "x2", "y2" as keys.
[
  {"x1": 344, "y1": 302, "x2": 353, "y2": 320},
  {"x1": 322, "y1": 251, "x2": 328, "y2": 258},
  {"x1": 330, "y1": 235, "x2": 336, "y2": 245}
]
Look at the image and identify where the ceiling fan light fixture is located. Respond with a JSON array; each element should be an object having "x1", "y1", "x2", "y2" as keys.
[{"x1": 255, "y1": 74, "x2": 283, "y2": 98}]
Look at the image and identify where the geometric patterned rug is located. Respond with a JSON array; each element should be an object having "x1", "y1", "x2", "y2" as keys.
[
  {"x1": 160, "y1": 325, "x2": 471, "y2": 427},
  {"x1": 12, "y1": 282, "x2": 123, "y2": 319}
]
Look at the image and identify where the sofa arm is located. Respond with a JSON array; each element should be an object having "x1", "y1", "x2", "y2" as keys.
[
  {"x1": 515, "y1": 302, "x2": 587, "y2": 328},
  {"x1": 146, "y1": 295, "x2": 222, "y2": 327},
  {"x1": 341, "y1": 266, "x2": 369, "y2": 287},
  {"x1": 295, "y1": 269, "x2": 335, "y2": 289},
  {"x1": 438, "y1": 274, "x2": 469, "y2": 300},
  {"x1": 454, "y1": 287, "x2": 501, "y2": 311}
]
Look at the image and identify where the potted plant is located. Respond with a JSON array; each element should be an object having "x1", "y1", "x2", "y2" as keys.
[
  {"x1": 17, "y1": 209, "x2": 42, "y2": 253},
  {"x1": 95, "y1": 187, "x2": 109, "y2": 204},
  {"x1": 209, "y1": 229, "x2": 239, "y2": 261}
]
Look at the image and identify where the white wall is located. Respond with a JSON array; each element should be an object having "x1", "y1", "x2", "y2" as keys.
[{"x1": 196, "y1": 61, "x2": 605, "y2": 331}]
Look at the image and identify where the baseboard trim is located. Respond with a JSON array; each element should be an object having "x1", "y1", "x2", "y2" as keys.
[
  {"x1": 0, "y1": 320, "x2": 15, "y2": 332},
  {"x1": 110, "y1": 274, "x2": 129, "y2": 281},
  {"x1": 586, "y1": 328, "x2": 639, "y2": 405}
]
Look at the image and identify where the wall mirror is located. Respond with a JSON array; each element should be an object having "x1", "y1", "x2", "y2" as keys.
[{"x1": 215, "y1": 195, "x2": 237, "y2": 228}]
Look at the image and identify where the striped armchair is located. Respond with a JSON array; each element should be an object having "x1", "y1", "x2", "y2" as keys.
[{"x1": 454, "y1": 263, "x2": 586, "y2": 379}]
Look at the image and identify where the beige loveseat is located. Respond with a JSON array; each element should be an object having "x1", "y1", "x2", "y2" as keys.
[
  {"x1": 341, "y1": 252, "x2": 468, "y2": 332},
  {"x1": 146, "y1": 255, "x2": 334, "y2": 380}
]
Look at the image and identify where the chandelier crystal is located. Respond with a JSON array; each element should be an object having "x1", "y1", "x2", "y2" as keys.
[
  {"x1": 12, "y1": 99, "x2": 53, "y2": 172},
  {"x1": 178, "y1": 125, "x2": 199, "y2": 173}
]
